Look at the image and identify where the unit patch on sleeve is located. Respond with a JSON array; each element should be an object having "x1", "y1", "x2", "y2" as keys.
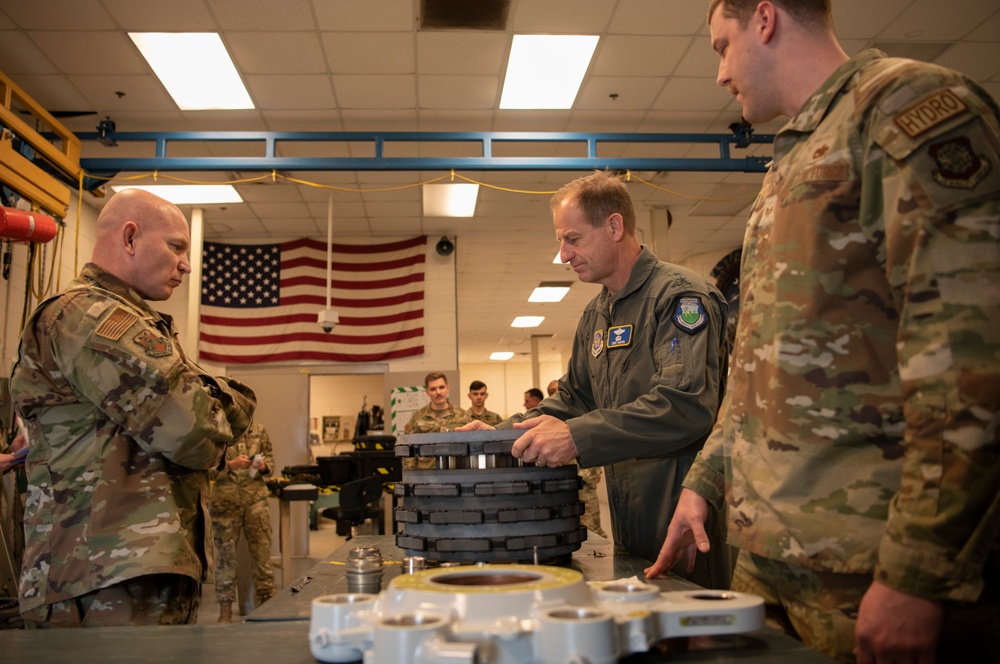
[
  {"x1": 929, "y1": 136, "x2": 991, "y2": 188},
  {"x1": 591, "y1": 329, "x2": 605, "y2": 358},
  {"x1": 673, "y1": 297, "x2": 708, "y2": 334},
  {"x1": 607, "y1": 324, "x2": 633, "y2": 349},
  {"x1": 94, "y1": 306, "x2": 138, "y2": 341},
  {"x1": 133, "y1": 329, "x2": 173, "y2": 357}
]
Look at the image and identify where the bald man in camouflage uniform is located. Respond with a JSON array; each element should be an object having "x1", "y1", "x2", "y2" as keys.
[
  {"x1": 648, "y1": 2, "x2": 1000, "y2": 662},
  {"x1": 10, "y1": 189, "x2": 256, "y2": 627},
  {"x1": 210, "y1": 422, "x2": 276, "y2": 623},
  {"x1": 403, "y1": 372, "x2": 469, "y2": 469}
]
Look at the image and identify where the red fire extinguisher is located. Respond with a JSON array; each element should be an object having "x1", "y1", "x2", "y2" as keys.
[{"x1": 0, "y1": 206, "x2": 59, "y2": 243}]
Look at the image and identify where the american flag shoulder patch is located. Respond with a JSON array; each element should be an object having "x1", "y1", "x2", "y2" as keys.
[{"x1": 95, "y1": 306, "x2": 138, "y2": 341}]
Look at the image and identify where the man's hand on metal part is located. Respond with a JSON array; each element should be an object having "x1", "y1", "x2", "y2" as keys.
[
  {"x1": 456, "y1": 420, "x2": 494, "y2": 432},
  {"x1": 644, "y1": 487, "x2": 711, "y2": 579},
  {"x1": 511, "y1": 415, "x2": 578, "y2": 467},
  {"x1": 854, "y1": 580, "x2": 942, "y2": 664}
]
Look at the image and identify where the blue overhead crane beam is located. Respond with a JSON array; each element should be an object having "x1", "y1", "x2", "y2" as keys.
[{"x1": 76, "y1": 131, "x2": 774, "y2": 176}]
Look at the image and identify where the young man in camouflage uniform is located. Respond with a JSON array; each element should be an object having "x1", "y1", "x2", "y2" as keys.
[
  {"x1": 466, "y1": 380, "x2": 503, "y2": 426},
  {"x1": 463, "y1": 171, "x2": 731, "y2": 589},
  {"x1": 10, "y1": 188, "x2": 256, "y2": 627},
  {"x1": 210, "y1": 422, "x2": 276, "y2": 623},
  {"x1": 403, "y1": 372, "x2": 469, "y2": 469},
  {"x1": 647, "y1": 2, "x2": 1000, "y2": 662}
]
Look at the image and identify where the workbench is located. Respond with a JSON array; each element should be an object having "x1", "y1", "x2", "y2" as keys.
[{"x1": 4, "y1": 534, "x2": 833, "y2": 663}]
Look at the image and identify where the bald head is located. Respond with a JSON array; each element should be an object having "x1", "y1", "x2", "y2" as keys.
[{"x1": 92, "y1": 188, "x2": 192, "y2": 301}]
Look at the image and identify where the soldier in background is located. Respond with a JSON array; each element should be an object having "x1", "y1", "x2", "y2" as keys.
[
  {"x1": 646, "y1": 2, "x2": 1000, "y2": 662},
  {"x1": 403, "y1": 372, "x2": 469, "y2": 469},
  {"x1": 466, "y1": 380, "x2": 503, "y2": 426},
  {"x1": 210, "y1": 422, "x2": 277, "y2": 624},
  {"x1": 522, "y1": 388, "x2": 544, "y2": 410},
  {"x1": 9, "y1": 189, "x2": 256, "y2": 627}
]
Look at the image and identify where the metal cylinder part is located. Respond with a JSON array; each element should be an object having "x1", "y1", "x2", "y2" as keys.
[{"x1": 346, "y1": 545, "x2": 383, "y2": 594}]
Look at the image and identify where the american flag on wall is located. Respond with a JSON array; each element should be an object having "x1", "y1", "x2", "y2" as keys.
[{"x1": 198, "y1": 236, "x2": 426, "y2": 364}]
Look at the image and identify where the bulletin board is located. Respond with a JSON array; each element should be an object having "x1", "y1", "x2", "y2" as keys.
[{"x1": 389, "y1": 386, "x2": 428, "y2": 435}]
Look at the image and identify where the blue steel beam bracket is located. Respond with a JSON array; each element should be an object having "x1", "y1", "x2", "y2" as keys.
[{"x1": 76, "y1": 130, "x2": 774, "y2": 178}]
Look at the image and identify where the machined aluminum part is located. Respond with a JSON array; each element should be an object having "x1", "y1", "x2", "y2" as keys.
[{"x1": 308, "y1": 564, "x2": 765, "y2": 664}]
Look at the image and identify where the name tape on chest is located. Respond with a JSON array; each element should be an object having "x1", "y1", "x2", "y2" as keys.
[{"x1": 607, "y1": 324, "x2": 633, "y2": 349}]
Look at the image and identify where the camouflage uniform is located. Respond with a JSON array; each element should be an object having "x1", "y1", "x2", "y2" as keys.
[
  {"x1": 467, "y1": 409, "x2": 503, "y2": 426},
  {"x1": 683, "y1": 50, "x2": 1000, "y2": 660},
  {"x1": 403, "y1": 403, "x2": 469, "y2": 469},
  {"x1": 577, "y1": 465, "x2": 606, "y2": 538},
  {"x1": 10, "y1": 264, "x2": 256, "y2": 627},
  {"x1": 210, "y1": 422, "x2": 276, "y2": 607},
  {"x1": 508, "y1": 247, "x2": 731, "y2": 588}
]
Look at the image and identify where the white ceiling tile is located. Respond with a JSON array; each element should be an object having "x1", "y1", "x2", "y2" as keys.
[
  {"x1": 323, "y1": 33, "x2": 415, "y2": 74},
  {"x1": 417, "y1": 75, "x2": 498, "y2": 109},
  {"x1": 313, "y1": 0, "x2": 414, "y2": 31},
  {"x1": 75, "y1": 74, "x2": 176, "y2": 112},
  {"x1": 246, "y1": 75, "x2": 336, "y2": 110},
  {"x1": 832, "y1": 0, "x2": 915, "y2": 40},
  {"x1": 0, "y1": 31, "x2": 61, "y2": 75},
  {"x1": 591, "y1": 35, "x2": 692, "y2": 77},
  {"x1": 877, "y1": 0, "x2": 1000, "y2": 41},
  {"x1": 417, "y1": 32, "x2": 507, "y2": 75},
  {"x1": 2, "y1": 0, "x2": 115, "y2": 30},
  {"x1": 652, "y1": 77, "x2": 731, "y2": 111},
  {"x1": 228, "y1": 32, "x2": 327, "y2": 74},
  {"x1": 934, "y1": 41, "x2": 1000, "y2": 81},
  {"x1": 576, "y1": 76, "x2": 664, "y2": 111},
  {"x1": 510, "y1": 0, "x2": 615, "y2": 33},
  {"x1": 333, "y1": 74, "x2": 416, "y2": 109},
  {"x1": 26, "y1": 31, "x2": 147, "y2": 75},
  {"x1": 609, "y1": 0, "x2": 706, "y2": 36},
  {"x1": 101, "y1": 0, "x2": 219, "y2": 30},
  {"x1": 205, "y1": 0, "x2": 316, "y2": 30}
]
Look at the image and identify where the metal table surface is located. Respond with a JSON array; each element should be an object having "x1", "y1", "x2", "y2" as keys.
[{"x1": 4, "y1": 534, "x2": 834, "y2": 663}]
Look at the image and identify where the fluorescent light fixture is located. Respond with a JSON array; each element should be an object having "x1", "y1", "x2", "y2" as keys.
[
  {"x1": 130, "y1": 33, "x2": 254, "y2": 110},
  {"x1": 423, "y1": 183, "x2": 480, "y2": 217},
  {"x1": 111, "y1": 185, "x2": 243, "y2": 205},
  {"x1": 553, "y1": 251, "x2": 563, "y2": 265},
  {"x1": 529, "y1": 281, "x2": 572, "y2": 303},
  {"x1": 512, "y1": 316, "x2": 545, "y2": 328},
  {"x1": 490, "y1": 351, "x2": 514, "y2": 361},
  {"x1": 500, "y1": 35, "x2": 599, "y2": 109}
]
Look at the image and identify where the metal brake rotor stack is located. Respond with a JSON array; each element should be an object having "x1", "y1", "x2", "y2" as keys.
[{"x1": 394, "y1": 429, "x2": 586, "y2": 563}]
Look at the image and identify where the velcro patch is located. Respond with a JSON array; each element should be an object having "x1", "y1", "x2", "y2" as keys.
[
  {"x1": 94, "y1": 307, "x2": 138, "y2": 341},
  {"x1": 607, "y1": 324, "x2": 633, "y2": 349},
  {"x1": 133, "y1": 329, "x2": 172, "y2": 357},
  {"x1": 673, "y1": 296, "x2": 708, "y2": 334},
  {"x1": 591, "y1": 330, "x2": 605, "y2": 358},
  {"x1": 893, "y1": 89, "x2": 968, "y2": 139},
  {"x1": 930, "y1": 136, "x2": 991, "y2": 188}
]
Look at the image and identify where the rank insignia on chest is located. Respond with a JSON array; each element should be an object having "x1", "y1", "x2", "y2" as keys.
[
  {"x1": 134, "y1": 329, "x2": 173, "y2": 357},
  {"x1": 607, "y1": 324, "x2": 633, "y2": 349},
  {"x1": 591, "y1": 329, "x2": 605, "y2": 357},
  {"x1": 673, "y1": 296, "x2": 708, "y2": 334}
]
